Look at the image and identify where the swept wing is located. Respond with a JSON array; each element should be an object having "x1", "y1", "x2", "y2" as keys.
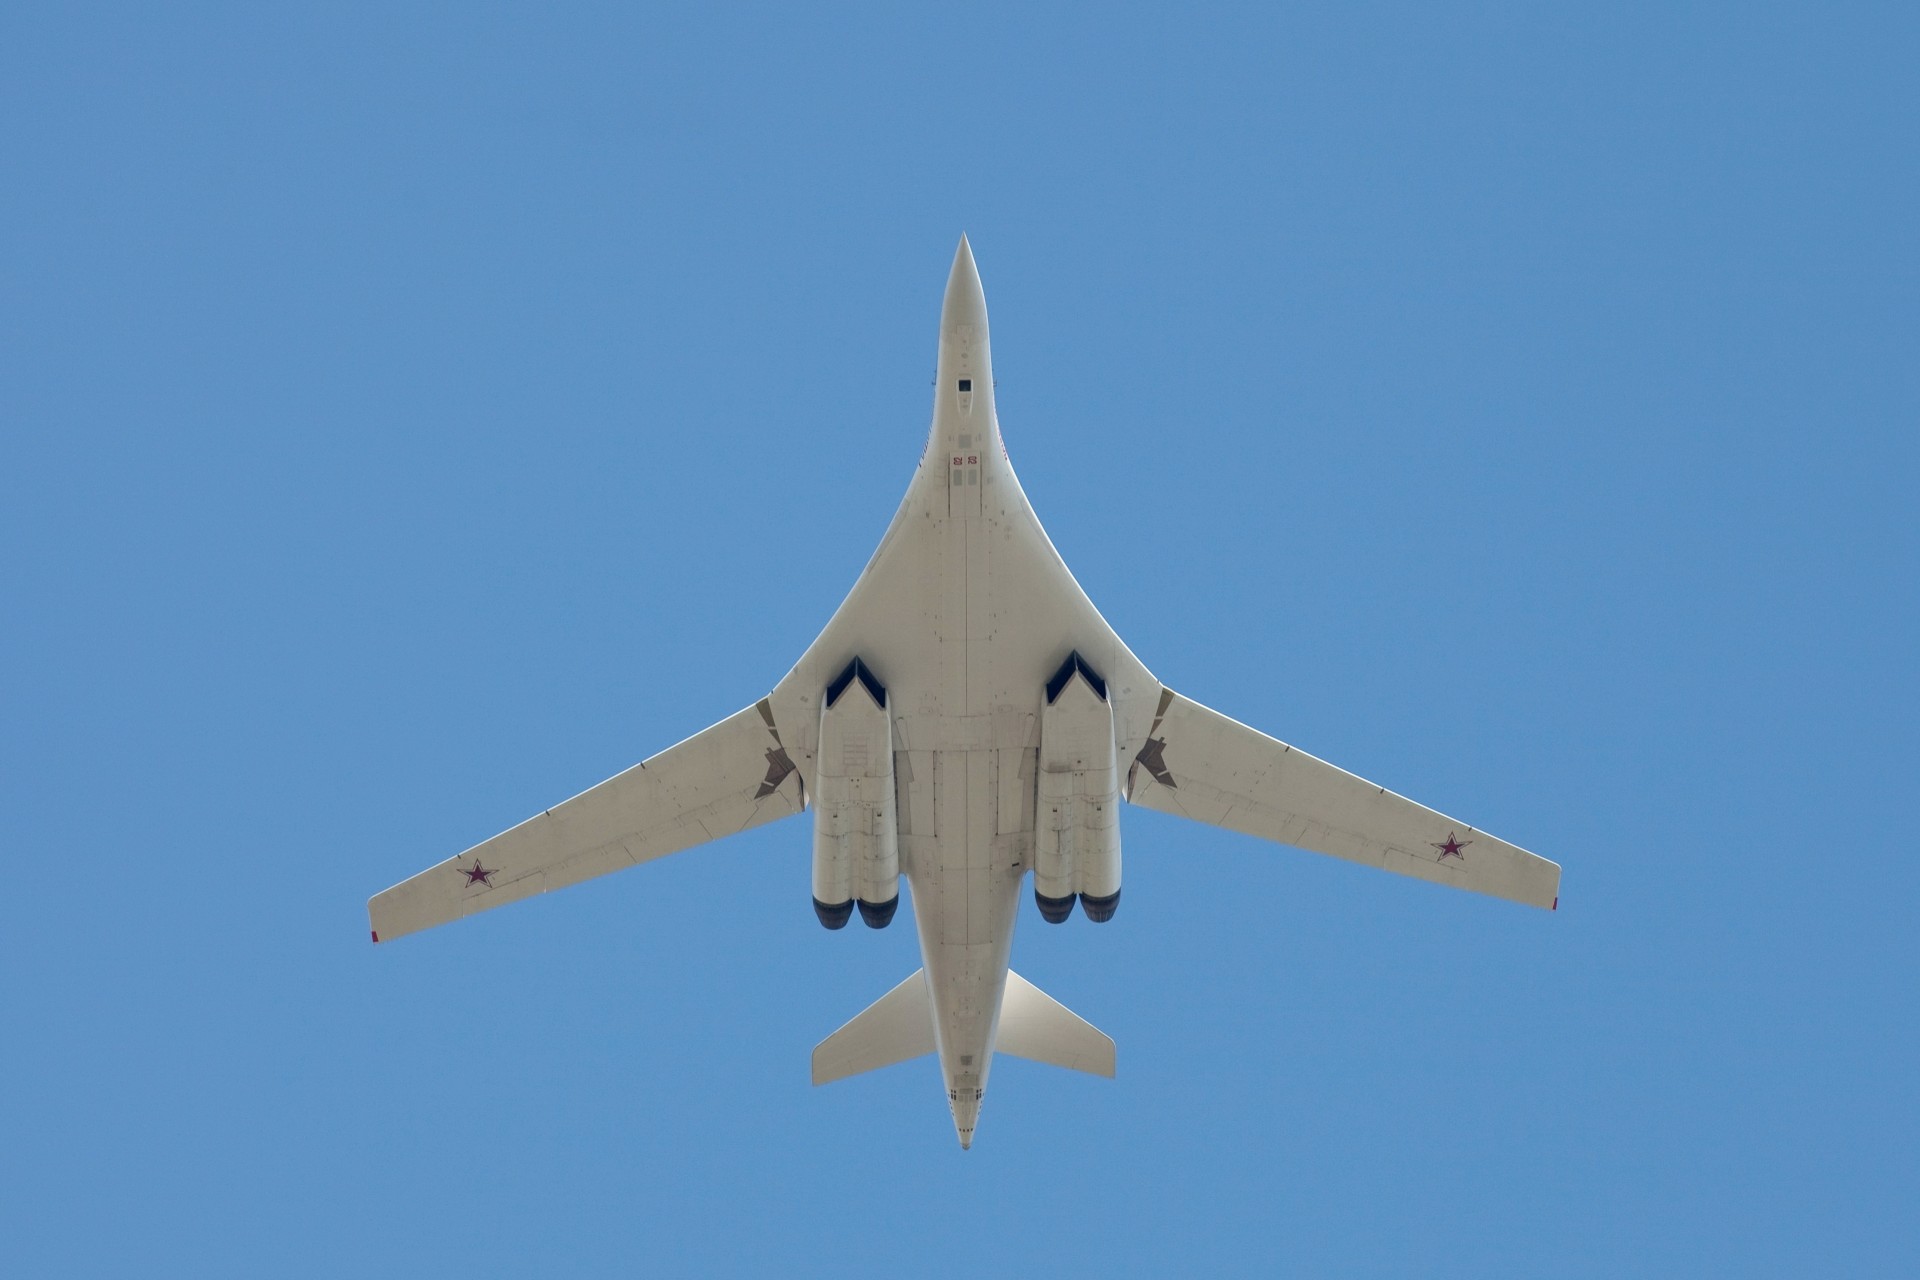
[
  {"x1": 1123, "y1": 688, "x2": 1559, "y2": 910},
  {"x1": 369, "y1": 699, "x2": 805, "y2": 942}
]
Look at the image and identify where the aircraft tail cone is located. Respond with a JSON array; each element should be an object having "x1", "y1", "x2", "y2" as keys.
[{"x1": 949, "y1": 1081, "x2": 982, "y2": 1150}]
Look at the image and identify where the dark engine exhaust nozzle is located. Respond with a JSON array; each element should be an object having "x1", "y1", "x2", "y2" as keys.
[
  {"x1": 857, "y1": 896, "x2": 899, "y2": 929},
  {"x1": 1035, "y1": 890, "x2": 1076, "y2": 924},
  {"x1": 1079, "y1": 889, "x2": 1120, "y2": 923},
  {"x1": 813, "y1": 897, "x2": 854, "y2": 930}
]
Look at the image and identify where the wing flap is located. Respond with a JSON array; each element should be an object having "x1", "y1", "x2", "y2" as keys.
[
  {"x1": 1126, "y1": 689, "x2": 1559, "y2": 910},
  {"x1": 369, "y1": 700, "x2": 805, "y2": 942}
]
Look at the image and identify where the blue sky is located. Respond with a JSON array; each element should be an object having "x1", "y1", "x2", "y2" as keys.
[{"x1": 3, "y1": 3, "x2": 1915, "y2": 1275}]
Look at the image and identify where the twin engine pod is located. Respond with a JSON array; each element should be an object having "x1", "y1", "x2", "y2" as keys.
[
  {"x1": 1033, "y1": 652, "x2": 1122, "y2": 924},
  {"x1": 811, "y1": 658, "x2": 900, "y2": 930}
]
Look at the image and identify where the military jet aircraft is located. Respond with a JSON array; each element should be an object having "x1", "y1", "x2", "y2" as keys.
[{"x1": 369, "y1": 236, "x2": 1560, "y2": 1148}]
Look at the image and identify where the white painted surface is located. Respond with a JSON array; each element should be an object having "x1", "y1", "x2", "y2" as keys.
[
  {"x1": 812, "y1": 670, "x2": 899, "y2": 911},
  {"x1": 998, "y1": 971, "x2": 1116, "y2": 1078},
  {"x1": 1036, "y1": 665, "x2": 1122, "y2": 904},
  {"x1": 811, "y1": 969, "x2": 935, "y2": 1087},
  {"x1": 369, "y1": 236, "x2": 1560, "y2": 1148}
]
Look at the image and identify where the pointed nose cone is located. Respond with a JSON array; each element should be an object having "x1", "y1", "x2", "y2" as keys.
[{"x1": 941, "y1": 233, "x2": 987, "y2": 333}]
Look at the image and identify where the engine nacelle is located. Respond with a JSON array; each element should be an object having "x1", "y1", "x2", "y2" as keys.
[
  {"x1": 1033, "y1": 652, "x2": 1121, "y2": 923},
  {"x1": 812, "y1": 657, "x2": 901, "y2": 929}
]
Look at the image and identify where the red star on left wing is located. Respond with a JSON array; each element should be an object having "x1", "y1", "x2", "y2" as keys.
[
  {"x1": 459, "y1": 859, "x2": 497, "y2": 887},
  {"x1": 1431, "y1": 832, "x2": 1472, "y2": 861}
]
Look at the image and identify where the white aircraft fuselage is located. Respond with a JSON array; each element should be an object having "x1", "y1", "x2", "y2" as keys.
[{"x1": 761, "y1": 239, "x2": 1157, "y2": 1146}]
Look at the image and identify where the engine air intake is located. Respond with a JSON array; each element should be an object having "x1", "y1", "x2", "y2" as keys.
[
  {"x1": 1044, "y1": 651, "x2": 1108, "y2": 704},
  {"x1": 825, "y1": 657, "x2": 886, "y2": 709}
]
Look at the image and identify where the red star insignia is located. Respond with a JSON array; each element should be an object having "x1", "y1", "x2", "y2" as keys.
[
  {"x1": 1431, "y1": 832, "x2": 1472, "y2": 862},
  {"x1": 459, "y1": 859, "x2": 498, "y2": 887}
]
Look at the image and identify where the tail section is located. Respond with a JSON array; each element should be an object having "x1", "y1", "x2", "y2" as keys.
[
  {"x1": 811, "y1": 969, "x2": 936, "y2": 1086},
  {"x1": 998, "y1": 971, "x2": 1116, "y2": 1077}
]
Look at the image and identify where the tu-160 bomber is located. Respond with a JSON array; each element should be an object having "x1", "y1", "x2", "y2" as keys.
[{"x1": 369, "y1": 236, "x2": 1560, "y2": 1149}]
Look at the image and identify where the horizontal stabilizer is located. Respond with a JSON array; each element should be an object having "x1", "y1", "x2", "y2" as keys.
[
  {"x1": 998, "y1": 971, "x2": 1115, "y2": 1077},
  {"x1": 812, "y1": 969, "x2": 936, "y2": 1086}
]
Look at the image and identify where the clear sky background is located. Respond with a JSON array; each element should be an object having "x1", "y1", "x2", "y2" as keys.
[{"x1": 4, "y1": 3, "x2": 1915, "y2": 1276}]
